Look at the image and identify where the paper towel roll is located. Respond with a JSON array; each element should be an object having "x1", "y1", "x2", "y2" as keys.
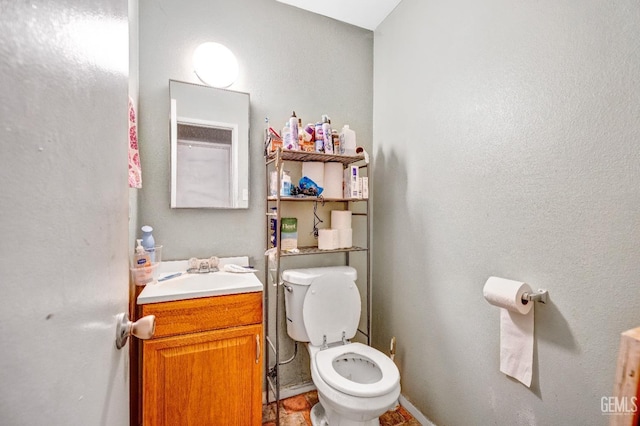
[
  {"x1": 318, "y1": 229, "x2": 339, "y2": 250},
  {"x1": 331, "y1": 210, "x2": 352, "y2": 229},
  {"x1": 323, "y1": 163, "x2": 343, "y2": 199},
  {"x1": 338, "y1": 228, "x2": 352, "y2": 248},
  {"x1": 302, "y1": 162, "x2": 324, "y2": 188},
  {"x1": 483, "y1": 276, "x2": 534, "y2": 387}
]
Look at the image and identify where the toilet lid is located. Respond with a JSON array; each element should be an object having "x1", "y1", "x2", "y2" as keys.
[
  {"x1": 302, "y1": 272, "x2": 361, "y2": 347},
  {"x1": 315, "y1": 342, "x2": 400, "y2": 397}
]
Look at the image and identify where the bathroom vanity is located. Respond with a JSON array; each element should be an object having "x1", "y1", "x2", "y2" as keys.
[{"x1": 136, "y1": 264, "x2": 263, "y2": 425}]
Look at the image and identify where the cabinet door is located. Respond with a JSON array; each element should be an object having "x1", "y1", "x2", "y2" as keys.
[{"x1": 143, "y1": 324, "x2": 262, "y2": 426}]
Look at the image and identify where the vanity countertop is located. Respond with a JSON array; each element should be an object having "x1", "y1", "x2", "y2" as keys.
[{"x1": 137, "y1": 259, "x2": 263, "y2": 305}]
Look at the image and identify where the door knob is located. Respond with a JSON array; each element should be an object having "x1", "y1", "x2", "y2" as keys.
[{"x1": 115, "y1": 312, "x2": 156, "y2": 349}]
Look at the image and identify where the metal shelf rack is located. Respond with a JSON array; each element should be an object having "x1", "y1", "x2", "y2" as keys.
[{"x1": 263, "y1": 148, "x2": 371, "y2": 424}]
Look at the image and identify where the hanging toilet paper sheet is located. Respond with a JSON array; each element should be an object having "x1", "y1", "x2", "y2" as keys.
[{"x1": 483, "y1": 276, "x2": 534, "y2": 387}]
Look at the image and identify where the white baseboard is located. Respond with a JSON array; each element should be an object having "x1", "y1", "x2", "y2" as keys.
[{"x1": 398, "y1": 394, "x2": 434, "y2": 426}]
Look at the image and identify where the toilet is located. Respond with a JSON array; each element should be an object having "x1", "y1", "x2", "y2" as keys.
[{"x1": 282, "y1": 266, "x2": 401, "y2": 426}]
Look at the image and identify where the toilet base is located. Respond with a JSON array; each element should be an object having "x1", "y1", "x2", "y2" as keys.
[
  {"x1": 310, "y1": 403, "x2": 328, "y2": 426},
  {"x1": 311, "y1": 400, "x2": 381, "y2": 426}
]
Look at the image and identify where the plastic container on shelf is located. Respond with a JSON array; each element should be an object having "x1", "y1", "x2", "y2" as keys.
[{"x1": 339, "y1": 125, "x2": 356, "y2": 155}]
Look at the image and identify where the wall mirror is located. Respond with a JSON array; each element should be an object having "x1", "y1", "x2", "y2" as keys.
[{"x1": 169, "y1": 80, "x2": 249, "y2": 209}]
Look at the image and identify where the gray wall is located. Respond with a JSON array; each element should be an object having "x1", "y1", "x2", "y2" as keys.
[
  {"x1": 373, "y1": 0, "x2": 640, "y2": 424},
  {"x1": 138, "y1": 0, "x2": 373, "y2": 386}
]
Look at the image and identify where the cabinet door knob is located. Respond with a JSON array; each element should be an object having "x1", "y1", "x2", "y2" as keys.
[{"x1": 115, "y1": 313, "x2": 156, "y2": 349}]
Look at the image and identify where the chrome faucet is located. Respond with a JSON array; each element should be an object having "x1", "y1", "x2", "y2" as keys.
[{"x1": 187, "y1": 257, "x2": 220, "y2": 274}]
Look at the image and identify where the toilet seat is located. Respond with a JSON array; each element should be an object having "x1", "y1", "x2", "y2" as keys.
[
  {"x1": 314, "y1": 342, "x2": 400, "y2": 398},
  {"x1": 302, "y1": 272, "x2": 361, "y2": 347}
]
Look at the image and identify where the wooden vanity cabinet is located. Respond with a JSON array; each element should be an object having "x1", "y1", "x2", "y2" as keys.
[{"x1": 139, "y1": 292, "x2": 263, "y2": 426}]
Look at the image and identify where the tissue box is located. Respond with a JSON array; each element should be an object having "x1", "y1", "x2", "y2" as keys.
[
  {"x1": 280, "y1": 218, "x2": 298, "y2": 250},
  {"x1": 343, "y1": 165, "x2": 359, "y2": 199}
]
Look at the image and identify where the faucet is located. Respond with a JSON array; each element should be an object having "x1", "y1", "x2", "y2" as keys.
[{"x1": 187, "y1": 257, "x2": 220, "y2": 274}]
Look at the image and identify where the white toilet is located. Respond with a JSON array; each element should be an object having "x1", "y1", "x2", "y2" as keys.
[{"x1": 282, "y1": 266, "x2": 401, "y2": 426}]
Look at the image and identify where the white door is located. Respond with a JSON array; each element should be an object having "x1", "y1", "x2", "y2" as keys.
[{"x1": 0, "y1": 1, "x2": 131, "y2": 425}]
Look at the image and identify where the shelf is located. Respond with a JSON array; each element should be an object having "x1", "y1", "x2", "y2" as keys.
[
  {"x1": 267, "y1": 196, "x2": 367, "y2": 203},
  {"x1": 263, "y1": 142, "x2": 371, "y2": 425},
  {"x1": 266, "y1": 149, "x2": 365, "y2": 165},
  {"x1": 279, "y1": 246, "x2": 367, "y2": 256}
]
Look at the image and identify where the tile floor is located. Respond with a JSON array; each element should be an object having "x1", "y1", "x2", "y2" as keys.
[{"x1": 262, "y1": 390, "x2": 421, "y2": 426}]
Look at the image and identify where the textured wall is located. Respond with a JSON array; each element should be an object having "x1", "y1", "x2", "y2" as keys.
[
  {"x1": 139, "y1": 0, "x2": 373, "y2": 387},
  {"x1": 372, "y1": 0, "x2": 640, "y2": 424}
]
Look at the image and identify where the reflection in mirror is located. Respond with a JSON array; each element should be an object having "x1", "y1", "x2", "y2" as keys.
[{"x1": 169, "y1": 80, "x2": 249, "y2": 209}]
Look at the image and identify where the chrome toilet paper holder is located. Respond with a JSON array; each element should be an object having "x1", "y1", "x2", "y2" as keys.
[{"x1": 521, "y1": 289, "x2": 548, "y2": 304}]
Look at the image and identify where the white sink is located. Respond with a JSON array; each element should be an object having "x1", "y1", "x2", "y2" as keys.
[{"x1": 137, "y1": 259, "x2": 263, "y2": 305}]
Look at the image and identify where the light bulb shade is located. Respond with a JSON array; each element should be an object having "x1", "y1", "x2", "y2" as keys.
[{"x1": 193, "y1": 42, "x2": 239, "y2": 88}]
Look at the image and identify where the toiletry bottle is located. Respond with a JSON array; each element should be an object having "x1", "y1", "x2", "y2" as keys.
[
  {"x1": 141, "y1": 225, "x2": 155, "y2": 251},
  {"x1": 322, "y1": 115, "x2": 333, "y2": 154},
  {"x1": 289, "y1": 111, "x2": 299, "y2": 150},
  {"x1": 141, "y1": 225, "x2": 156, "y2": 262},
  {"x1": 331, "y1": 129, "x2": 340, "y2": 155},
  {"x1": 264, "y1": 117, "x2": 270, "y2": 155},
  {"x1": 280, "y1": 170, "x2": 291, "y2": 196},
  {"x1": 133, "y1": 239, "x2": 153, "y2": 285},
  {"x1": 314, "y1": 122, "x2": 324, "y2": 152},
  {"x1": 339, "y1": 125, "x2": 356, "y2": 155},
  {"x1": 269, "y1": 207, "x2": 278, "y2": 247},
  {"x1": 282, "y1": 122, "x2": 292, "y2": 150},
  {"x1": 303, "y1": 123, "x2": 315, "y2": 152},
  {"x1": 297, "y1": 118, "x2": 304, "y2": 148}
]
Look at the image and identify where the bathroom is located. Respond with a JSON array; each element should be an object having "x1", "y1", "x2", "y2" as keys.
[{"x1": 1, "y1": 0, "x2": 639, "y2": 425}]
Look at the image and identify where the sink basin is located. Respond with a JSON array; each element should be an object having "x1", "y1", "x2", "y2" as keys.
[{"x1": 137, "y1": 259, "x2": 263, "y2": 305}]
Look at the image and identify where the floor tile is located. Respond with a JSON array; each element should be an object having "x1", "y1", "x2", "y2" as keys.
[{"x1": 262, "y1": 390, "x2": 418, "y2": 425}]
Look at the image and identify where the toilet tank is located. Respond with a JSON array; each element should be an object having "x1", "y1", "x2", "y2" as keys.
[{"x1": 282, "y1": 266, "x2": 357, "y2": 342}]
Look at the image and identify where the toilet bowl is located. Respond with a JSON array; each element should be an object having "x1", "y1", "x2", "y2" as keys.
[{"x1": 282, "y1": 266, "x2": 401, "y2": 426}]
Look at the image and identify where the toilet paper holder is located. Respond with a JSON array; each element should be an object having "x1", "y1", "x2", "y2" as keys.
[{"x1": 521, "y1": 289, "x2": 548, "y2": 304}]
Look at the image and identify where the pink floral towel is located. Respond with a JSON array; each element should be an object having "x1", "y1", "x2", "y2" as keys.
[{"x1": 128, "y1": 97, "x2": 142, "y2": 188}]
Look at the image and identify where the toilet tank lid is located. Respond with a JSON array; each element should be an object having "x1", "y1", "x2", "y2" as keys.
[{"x1": 282, "y1": 266, "x2": 357, "y2": 286}]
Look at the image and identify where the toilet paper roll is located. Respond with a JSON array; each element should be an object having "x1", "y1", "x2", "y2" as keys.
[
  {"x1": 483, "y1": 276, "x2": 532, "y2": 315},
  {"x1": 318, "y1": 229, "x2": 339, "y2": 250},
  {"x1": 338, "y1": 228, "x2": 352, "y2": 248},
  {"x1": 331, "y1": 210, "x2": 352, "y2": 229},
  {"x1": 302, "y1": 162, "x2": 324, "y2": 188},
  {"x1": 483, "y1": 276, "x2": 534, "y2": 387},
  {"x1": 323, "y1": 163, "x2": 343, "y2": 199}
]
